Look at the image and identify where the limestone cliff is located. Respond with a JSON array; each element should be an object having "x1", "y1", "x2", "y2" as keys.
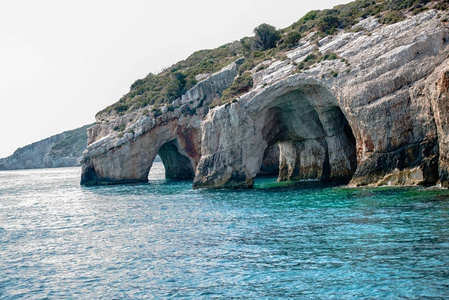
[
  {"x1": 81, "y1": 7, "x2": 449, "y2": 188},
  {"x1": 0, "y1": 124, "x2": 91, "y2": 170}
]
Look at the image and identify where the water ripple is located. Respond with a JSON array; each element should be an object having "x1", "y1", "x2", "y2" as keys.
[{"x1": 1, "y1": 165, "x2": 449, "y2": 298}]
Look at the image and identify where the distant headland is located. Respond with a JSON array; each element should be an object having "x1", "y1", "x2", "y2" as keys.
[{"x1": 0, "y1": 125, "x2": 91, "y2": 170}]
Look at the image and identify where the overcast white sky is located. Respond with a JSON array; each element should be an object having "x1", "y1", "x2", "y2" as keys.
[{"x1": 0, "y1": 0, "x2": 351, "y2": 158}]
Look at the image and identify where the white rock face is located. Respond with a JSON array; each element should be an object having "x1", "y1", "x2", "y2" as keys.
[
  {"x1": 81, "y1": 10, "x2": 449, "y2": 188},
  {"x1": 81, "y1": 62, "x2": 240, "y2": 185}
]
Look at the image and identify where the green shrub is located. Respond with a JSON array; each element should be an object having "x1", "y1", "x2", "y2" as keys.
[
  {"x1": 317, "y1": 15, "x2": 341, "y2": 34},
  {"x1": 434, "y1": 2, "x2": 449, "y2": 10},
  {"x1": 256, "y1": 64, "x2": 268, "y2": 72},
  {"x1": 367, "y1": 3, "x2": 385, "y2": 16},
  {"x1": 304, "y1": 53, "x2": 319, "y2": 63},
  {"x1": 297, "y1": 62, "x2": 306, "y2": 71},
  {"x1": 412, "y1": 6, "x2": 429, "y2": 15},
  {"x1": 341, "y1": 57, "x2": 350, "y2": 66},
  {"x1": 97, "y1": 45, "x2": 236, "y2": 116},
  {"x1": 324, "y1": 53, "x2": 338, "y2": 60},
  {"x1": 296, "y1": 51, "x2": 340, "y2": 71},
  {"x1": 151, "y1": 107, "x2": 162, "y2": 118},
  {"x1": 113, "y1": 103, "x2": 129, "y2": 114},
  {"x1": 253, "y1": 51, "x2": 265, "y2": 58},
  {"x1": 351, "y1": 27, "x2": 366, "y2": 32},
  {"x1": 300, "y1": 10, "x2": 319, "y2": 23},
  {"x1": 379, "y1": 10, "x2": 403, "y2": 24},
  {"x1": 387, "y1": 0, "x2": 431, "y2": 10},
  {"x1": 220, "y1": 72, "x2": 254, "y2": 103},
  {"x1": 238, "y1": 59, "x2": 255, "y2": 74},
  {"x1": 166, "y1": 103, "x2": 174, "y2": 112},
  {"x1": 113, "y1": 124, "x2": 126, "y2": 132},
  {"x1": 240, "y1": 37, "x2": 254, "y2": 57},
  {"x1": 130, "y1": 79, "x2": 144, "y2": 90},
  {"x1": 283, "y1": 31, "x2": 302, "y2": 48}
]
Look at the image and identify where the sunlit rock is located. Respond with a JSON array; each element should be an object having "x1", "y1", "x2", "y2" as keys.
[{"x1": 81, "y1": 10, "x2": 449, "y2": 188}]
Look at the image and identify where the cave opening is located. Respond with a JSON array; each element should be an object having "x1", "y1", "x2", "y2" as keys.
[
  {"x1": 155, "y1": 139, "x2": 195, "y2": 180},
  {"x1": 256, "y1": 84, "x2": 357, "y2": 185},
  {"x1": 147, "y1": 155, "x2": 166, "y2": 180}
]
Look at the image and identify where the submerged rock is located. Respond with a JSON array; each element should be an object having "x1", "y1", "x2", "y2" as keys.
[{"x1": 81, "y1": 10, "x2": 449, "y2": 188}]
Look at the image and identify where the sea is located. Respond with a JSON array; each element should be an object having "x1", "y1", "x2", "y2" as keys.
[{"x1": 1, "y1": 163, "x2": 449, "y2": 299}]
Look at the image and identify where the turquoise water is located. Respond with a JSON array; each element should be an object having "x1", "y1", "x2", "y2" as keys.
[{"x1": 1, "y1": 163, "x2": 449, "y2": 299}]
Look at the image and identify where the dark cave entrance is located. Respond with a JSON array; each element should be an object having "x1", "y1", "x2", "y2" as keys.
[
  {"x1": 157, "y1": 139, "x2": 195, "y2": 180},
  {"x1": 257, "y1": 84, "x2": 357, "y2": 185}
]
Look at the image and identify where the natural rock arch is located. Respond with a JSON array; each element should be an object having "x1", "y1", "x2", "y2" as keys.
[
  {"x1": 193, "y1": 80, "x2": 357, "y2": 188},
  {"x1": 157, "y1": 139, "x2": 195, "y2": 180},
  {"x1": 257, "y1": 84, "x2": 357, "y2": 183},
  {"x1": 81, "y1": 118, "x2": 201, "y2": 185}
]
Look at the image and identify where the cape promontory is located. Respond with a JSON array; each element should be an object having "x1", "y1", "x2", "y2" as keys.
[
  {"x1": 0, "y1": 124, "x2": 91, "y2": 171},
  {"x1": 81, "y1": 0, "x2": 449, "y2": 188}
]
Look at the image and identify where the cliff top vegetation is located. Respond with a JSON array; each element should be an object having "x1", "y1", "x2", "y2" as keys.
[
  {"x1": 50, "y1": 124, "x2": 92, "y2": 157},
  {"x1": 97, "y1": 0, "x2": 448, "y2": 117}
]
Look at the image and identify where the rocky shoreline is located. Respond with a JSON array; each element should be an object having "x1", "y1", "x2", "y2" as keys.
[{"x1": 81, "y1": 10, "x2": 449, "y2": 189}]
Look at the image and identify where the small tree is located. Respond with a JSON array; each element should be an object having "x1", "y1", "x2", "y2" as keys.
[
  {"x1": 317, "y1": 15, "x2": 341, "y2": 34},
  {"x1": 253, "y1": 23, "x2": 281, "y2": 50},
  {"x1": 283, "y1": 31, "x2": 302, "y2": 48}
]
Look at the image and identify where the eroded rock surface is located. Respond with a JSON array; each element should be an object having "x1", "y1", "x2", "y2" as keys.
[
  {"x1": 81, "y1": 10, "x2": 449, "y2": 188},
  {"x1": 81, "y1": 61, "x2": 242, "y2": 185}
]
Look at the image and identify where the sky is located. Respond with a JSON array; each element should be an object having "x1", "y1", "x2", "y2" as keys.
[{"x1": 0, "y1": 0, "x2": 351, "y2": 158}]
